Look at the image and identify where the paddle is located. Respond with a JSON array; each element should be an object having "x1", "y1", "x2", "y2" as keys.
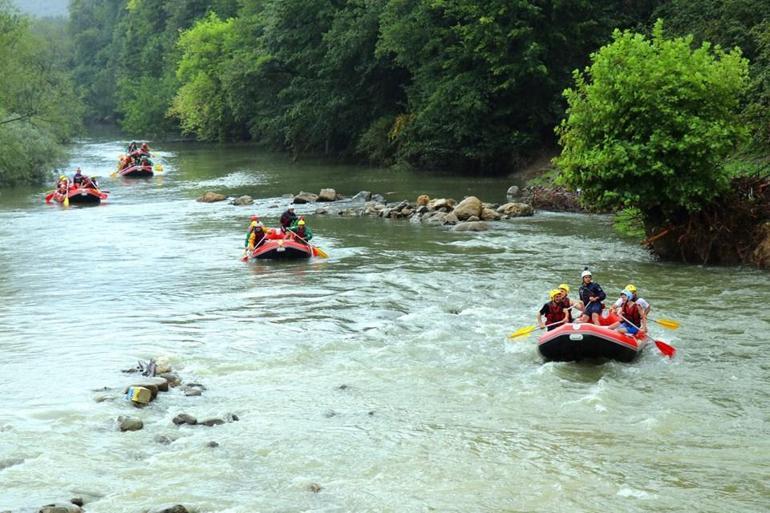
[
  {"x1": 618, "y1": 314, "x2": 676, "y2": 358},
  {"x1": 508, "y1": 319, "x2": 567, "y2": 340},
  {"x1": 287, "y1": 228, "x2": 328, "y2": 258},
  {"x1": 651, "y1": 318, "x2": 680, "y2": 330}
]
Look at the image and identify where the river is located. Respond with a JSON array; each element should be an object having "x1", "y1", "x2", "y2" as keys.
[{"x1": 0, "y1": 139, "x2": 767, "y2": 513}]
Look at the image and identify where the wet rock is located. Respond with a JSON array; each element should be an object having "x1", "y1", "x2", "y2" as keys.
[
  {"x1": 117, "y1": 416, "x2": 143, "y2": 432},
  {"x1": 752, "y1": 222, "x2": 770, "y2": 268},
  {"x1": 424, "y1": 212, "x2": 447, "y2": 224},
  {"x1": 308, "y1": 483, "x2": 322, "y2": 493},
  {"x1": 94, "y1": 394, "x2": 115, "y2": 403},
  {"x1": 293, "y1": 191, "x2": 318, "y2": 204},
  {"x1": 335, "y1": 192, "x2": 345, "y2": 200},
  {"x1": 154, "y1": 357, "x2": 172, "y2": 374},
  {"x1": 506, "y1": 185, "x2": 520, "y2": 197},
  {"x1": 154, "y1": 434, "x2": 177, "y2": 445},
  {"x1": 149, "y1": 505, "x2": 189, "y2": 513},
  {"x1": 453, "y1": 196, "x2": 482, "y2": 220},
  {"x1": 416, "y1": 194, "x2": 430, "y2": 206},
  {"x1": 481, "y1": 207, "x2": 501, "y2": 221},
  {"x1": 200, "y1": 418, "x2": 225, "y2": 427},
  {"x1": 196, "y1": 192, "x2": 226, "y2": 203},
  {"x1": 70, "y1": 498, "x2": 84, "y2": 507},
  {"x1": 466, "y1": 215, "x2": 480, "y2": 222},
  {"x1": 207, "y1": 441, "x2": 219, "y2": 448},
  {"x1": 315, "y1": 207, "x2": 329, "y2": 215},
  {"x1": 38, "y1": 503, "x2": 82, "y2": 513},
  {"x1": 0, "y1": 458, "x2": 24, "y2": 470},
  {"x1": 184, "y1": 388, "x2": 202, "y2": 397},
  {"x1": 159, "y1": 372, "x2": 181, "y2": 387},
  {"x1": 324, "y1": 410, "x2": 337, "y2": 418},
  {"x1": 351, "y1": 191, "x2": 371, "y2": 203},
  {"x1": 452, "y1": 221, "x2": 490, "y2": 232},
  {"x1": 172, "y1": 413, "x2": 198, "y2": 426},
  {"x1": 230, "y1": 195, "x2": 253, "y2": 206},
  {"x1": 225, "y1": 413, "x2": 240, "y2": 422},
  {"x1": 318, "y1": 188, "x2": 337, "y2": 202},
  {"x1": 370, "y1": 193, "x2": 385, "y2": 203},
  {"x1": 368, "y1": 410, "x2": 375, "y2": 416},
  {"x1": 337, "y1": 384, "x2": 349, "y2": 390},
  {"x1": 497, "y1": 202, "x2": 534, "y2": 217},
  {"x1": 442, "y1": 212, "x2": 459, "y2": 225}
]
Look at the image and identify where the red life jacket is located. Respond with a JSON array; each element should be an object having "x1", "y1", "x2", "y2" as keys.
[
  {"x1": 622, "y1": 300, "x2": 641, "y2": 327},
  {"x1": 558, "y1": 297, "x2": 573, "y2": 322},
  {"x1": 545, "y1": 301, "x2": 565, "y2": 325}
]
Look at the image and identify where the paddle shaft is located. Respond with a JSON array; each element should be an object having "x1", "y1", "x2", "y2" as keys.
[
  {"x1": 287, "y1": 228, "x2": 324, "y2": 257},
  {"x1": 619, "y1": 314, "x2": 676, "y2": 358}
]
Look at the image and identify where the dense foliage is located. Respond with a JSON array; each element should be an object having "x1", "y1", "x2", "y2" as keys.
[
  {"x1": 0, "y1": 2, "x2": 82, "y2": 186},
  {"x1": 67, "y1": 0, "x2": 663, "y2": 172},
  {"x1": 556, "y1": 21, "x2": 749, "y2": 222}
]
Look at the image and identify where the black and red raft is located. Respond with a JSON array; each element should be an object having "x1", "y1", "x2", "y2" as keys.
[{"x1": 537, "y1": 313, "x2": 648, "y2": 363}]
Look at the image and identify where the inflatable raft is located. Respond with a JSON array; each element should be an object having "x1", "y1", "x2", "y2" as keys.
[
  {"x1": 50, "y1": 186, "x2": 108, "y2": 205},
  {"x1": 537, "y1": 313, "x2": 648, "y2": 362},
  {"x1": 251, "y1": 238, "x2": 313, "y2": 259},
  {"x1": 118, "y1": 164, "x2": 154, "y2": 178}
]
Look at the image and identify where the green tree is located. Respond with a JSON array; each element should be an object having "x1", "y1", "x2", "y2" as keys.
[{"x1": 555, "y1": 20, "x2": 749, "y2": 224}]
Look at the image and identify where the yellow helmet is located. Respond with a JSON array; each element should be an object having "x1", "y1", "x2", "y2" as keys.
[
  {"x1": 298, "y1": 219, "x2": 306, "y2": 226},
  {"x1": 558, "y1": 283, "x2": 570, "y2": 293},
  {"x1": 549, "y1": 289, "x2": 561, "y2": 300},
  {"x1": 250, "y1": 221, "x2": 257, "y2": 227},
  {"x1": 625, "y1": 284, "x2": 637, "y2": 293},
  {"x1": 59, "y1": 175, "x2": 67, "y2": 180}
]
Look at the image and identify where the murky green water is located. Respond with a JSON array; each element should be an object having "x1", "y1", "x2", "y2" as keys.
[{"x1": 0, "y1": 139, "x2": 767, "y2": 513}]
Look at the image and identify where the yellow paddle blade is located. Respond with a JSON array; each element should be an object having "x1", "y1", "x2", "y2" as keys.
[
  {"x1": 63, "y1": 195, "x2": 69, "y2": 207},
  {"x1": 653, "y1": 318, "x2": 680, "y2": 330},
  {"x1": 508, "y1": 325, "x2": 536, "y2": 339},
  {"x1": 154, "y1": 164, "x2": 164, "y2": 172},
  {"x1": 314, "y1": 246, "x2": 329, "y2": 258}
]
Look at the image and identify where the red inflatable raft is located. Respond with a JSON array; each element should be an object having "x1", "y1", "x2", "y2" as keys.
[
  {"x1": 48, "y1": 186, "x2": 108, "y2": 205},
  {"x1": 249, "y1": 228, "x2": 314, "y2": 260},
  {"x1": 118, "y1": 164, "x2": 153, "y2": 178},
  {"x1": 537, "y1": 312, "x2": 648, "y2": 362}
]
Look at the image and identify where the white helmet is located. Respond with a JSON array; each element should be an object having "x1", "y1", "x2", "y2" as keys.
[{"x1": 581, "y1": 269, "x2": 592, "y2": 278}]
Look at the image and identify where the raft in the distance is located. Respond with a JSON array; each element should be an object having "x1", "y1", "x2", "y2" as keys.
[
  {"x1": 117, "y1": 164, "x2": 154, "y2": 178},
  {"x1": 537, "y1": 315, "x2": 647, "y2": 363}
]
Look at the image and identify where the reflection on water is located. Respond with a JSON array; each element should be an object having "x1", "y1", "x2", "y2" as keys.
[{"x1": 0, "y1": 139, "x2": 767, "y2": 513}]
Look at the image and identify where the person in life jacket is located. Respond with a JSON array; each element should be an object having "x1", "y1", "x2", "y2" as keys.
[
  {"x1": 81, "y1": 174, "x2": 98, "y2": 190},
  {"x1": 537, "y1": 289, "x2": 569, "y2": 330},
  {"x1": 577, "y1": 268, "x2": 606, "y2": 324},
  {"x1": 140, "y1": 142, "x2": 150, "y2": 155},
  {"x1": 558, "y1": 283, "x2": 576, "y2": 322},
  {"x1": 56, "y1": 175, "x2": 69, "y2": 194},
  {"x1": 244, "y1": 215, "x2": 267, "y2": 251},
  {"x1": 610, "y1": 289, "x2": 647, "y2": 335},
  {"x1": 611, "y1": 283, "x2": 651, "y2": 317},
  {"x1": 127, "y1": 141, "x2": 138, "y2": 153},
  {"x1": 290, "y1": 216, "x2": 313, "y2": 243},
  {"x1": 72, "y1": 167, "x2": 84, "y2": 186},
  {"x1": 279, "y1": 206, "x2": 297, "y2": 232}
]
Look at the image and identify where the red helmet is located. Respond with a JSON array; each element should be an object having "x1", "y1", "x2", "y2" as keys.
[{"x1": 250, "y1": 215, "x2": 259, "y2": 221}]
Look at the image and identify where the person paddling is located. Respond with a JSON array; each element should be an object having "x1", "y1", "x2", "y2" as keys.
[
  {"x1": 290, "y1": 216, "x2": 313, "y2": 244},
  {"x1": 280, "y1": 206, "x2": 297, "y2": 233},
  {"x1": 612, "y1": 284, "x2": 651, "y2": 316},
  {"x1": 577, "y1": 268, "x2": 606, "y2": 324},
  {"x1": 72, "y1": 167, "x2": 84, "y2": 187},
  {"x1": 558, "y1": 283, "x2": 576, "y2": 322},
  {"x1": 244, "y1": 215, "x2": 267, "y2": 253},
  {"x1": 538, "y1": 289, "x2": 569, "y2": 331},
  {"x1": 610, "y1": 290, "x2": 648, "y2": 335}
]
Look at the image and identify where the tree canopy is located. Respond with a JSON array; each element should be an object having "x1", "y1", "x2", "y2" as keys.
[{"x1": 555, "y1": 20, "x2": 749, "y2": 223}]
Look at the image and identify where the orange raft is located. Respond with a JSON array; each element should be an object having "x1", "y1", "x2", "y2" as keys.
[
  {"x1": 248, "y1": 228, "x2": 315, "y2": 260},
  {"x1": 537, "y1": 312, "x2": 648, "y2": 362}
]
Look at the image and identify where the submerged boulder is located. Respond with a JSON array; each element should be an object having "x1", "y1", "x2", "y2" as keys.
[
  {"x1": 196, "y1": 192, "x2": 226, "y2": 203},
  {"x1": 497, "y1": 202, "x2": 534, "y2": 217}
]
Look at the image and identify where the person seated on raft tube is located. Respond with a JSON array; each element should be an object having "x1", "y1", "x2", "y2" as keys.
[
  {"x1": 609, "y1": 290, "x2": 648, "y2": 335},
  {"x1": 279, "y1": 206, "x2": 298, "y2": 233},
  {"x1": 576, "y1": 268, "x2": 606, "y2": 324},
  {"x1": 538, "y1": 289, "x2": 569, "y2": 331},
  {"x1": 81, "y1": 174, "x2": 98, "y2": 190},
  {"x1": 245, "y1": 215, "x2": 267, "y2": 251},
  {"x1": 611, "y1": 284, "x2": 651, "y2": 317},
  {"x1": 72, "y1": 167, "x2": 84, "y2": 186},
  {"x1": 557, "y1": 283, "x2": 576, "y2": 322},
  {"x1": 127, "y1": 141, "x2": 138, "y2": 153},
  {"x1": 56, "y1": 175, "x2": 69, "y2": 193},
  {"x1": 289, "y1": 217, "x2": 313, "y2": 244}
]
